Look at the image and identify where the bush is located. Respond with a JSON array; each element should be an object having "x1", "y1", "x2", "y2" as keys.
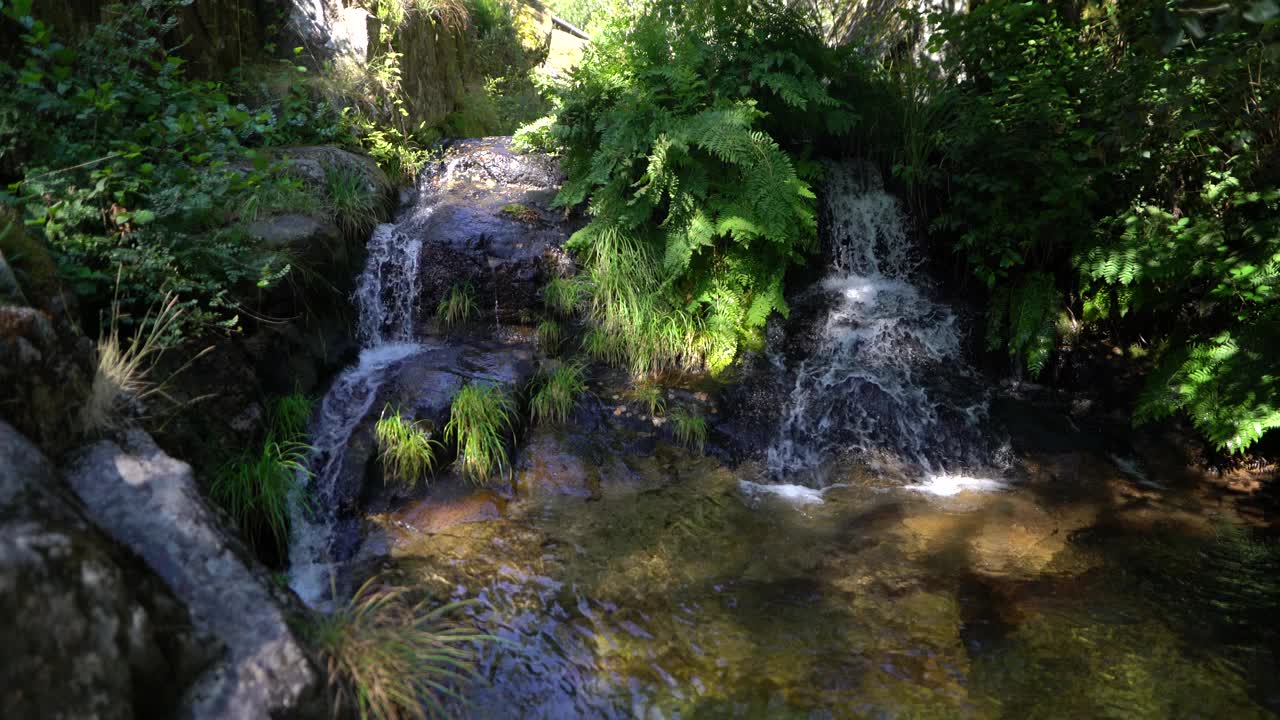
[
  {"x1": 529, "y1": 361, "x2": 588, "y2": 425},
  {"x1": 0, "y1": 0, "x2": 353, "y2": 338},
  {"x1": 309, "y1": 576, "x2": 489, "y2": 720},
  {"x1": 926, "y1": 0, "x2": 1280, "y2": 452},
  {"x1": 550, "y1": 0, "x2": 856, "y2": 375},
  {"x1": 444, "y1": 383, "x2": 515, "y2": 484}
]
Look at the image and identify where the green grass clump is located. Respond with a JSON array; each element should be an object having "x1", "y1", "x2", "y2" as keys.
[
  {"x1": 581, "y1": 327, "x2": 625, "y2": 366},
  {"x1": 629, "y1": 381, "x2": 666, "y2": 417},
  {"x1": 375, "y1": 405, "x2": 440, "y2": 488},
  {"x1": 445, "y1": 383, "x2": 515, "y2": 484},
  {"x1": 669, "y1": 406, "x2": 707, "y2": 454},
  {"x1": 324, "y1": 162, "x2": 383, "y2": 235},
  {"x1": 499, "y1": 203, "x2": 540, "y2": 223},
  {"x1": 212, "y1": 392, "x2": 314, "y2": 550},
  {"x1": 310, "y1": 576, "x2": 489, "y2": 720},
  {"x1": 272, "y1": 392, "x2": 314, "y2": 440},
  {"x1": 543, "y1": 276, "x2": 580, "y2": 317},
  {"x1": 530, "y1": 362, "x2": 588, "y2": 426},
  {"x1": 436, "y1": 283, "x2": 477, "y2": 328},
  {"x1": 212, "y1": 439, "x2": 309, "y2": 550},
  {"x1": 537, "y1": 318, "x2": 563, "y2": 355}
]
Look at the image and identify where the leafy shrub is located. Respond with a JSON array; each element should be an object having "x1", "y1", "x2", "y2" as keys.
[
  {"x1": 435, "y1": 282, "x2": 477, "y2": 327},
  {"x1": 669, "y1": 406, "x2": 707, "y2": 454},
  {"x1": 529, "y1": 361, "x2": 588, "y2": 425},
  {"x1": 375, "y1": 405, "x2": 441, "y2": 488},
  {"x1": 445, "y1": 383, "x2": 515, "y2": 484},
  {"x1": 927, "y1": 0, "x2": 1280, "y2": 451},
  {"x1": 0, "y1": 0, "x2": 353, "y2": 337},
  {"x1": 512, "y1": 115, "x2": 557, "y2": 154},
  {"x1": 309, "y1": 576, "x2": 488, "y2": 720},
  {"x1": 550, "y1": 0, "x2": 856, "y2": 374}
]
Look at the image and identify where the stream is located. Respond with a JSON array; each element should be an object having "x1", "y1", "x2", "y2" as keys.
[{"x1": 289, "y1": 145, "x2": 1279, "y2": 718}]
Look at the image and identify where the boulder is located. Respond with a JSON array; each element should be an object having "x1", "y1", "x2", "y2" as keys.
[
  {"x1": 277, "y1": 145, "x2": 393, "y2": 201},
  {"x1": 0, "y1": 421, "x2": 199, "y2": 720},
  {"x1": 398, "y1": 137, "x2": 575, "y2": 324},
  {"x1": 0, "y1": 303, "x2": 94, "y2": 455},
  {"x1": 66, "y1": 431, "x2": 327, "y2": 719}
]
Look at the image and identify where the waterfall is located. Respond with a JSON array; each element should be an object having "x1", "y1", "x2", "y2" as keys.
[
  {"x1": 767, "y1": 161, "x2": 979, "y2": 480},
  {"x1": 288, "y1": 222, "x2": 425, "y2": 607}
]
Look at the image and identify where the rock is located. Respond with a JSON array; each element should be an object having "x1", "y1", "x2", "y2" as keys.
[
  {"x1": 277, "y1": 145, "x2": 392, "y2": 200},
  {"x1": 397, "y1": 137, "x2": 575, "y2": 324},
  {"x1": 0, "y1": 303, "x2": 93, "y2": 454},
  {"x1": 66, "y1": 431, "x2": 327, "y2": 719},
  {"x1": 0, "y1": 421, "x2": 199, "y2": 720},
  {"x1": 247, "y1": 213, "x2": 343, "y2": 252}
]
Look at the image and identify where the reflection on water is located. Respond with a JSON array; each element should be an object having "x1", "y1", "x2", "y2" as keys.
[{"x1": 376, "y1": 433, "x2": 1279, "y2": 719}]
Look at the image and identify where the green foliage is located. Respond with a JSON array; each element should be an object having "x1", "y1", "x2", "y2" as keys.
[
  {"x1": 628, "y1": 380, "x2": 666, "y2": 418},
  {"x1": 512, "y1": 115, "x2": 558, "y2": 154},
  {"x1": 435, "y1": 282, "x2": 478, "y2": 327},
  {"x1": 551, "y1": 0, "x2": 856, "y2": 374},
  {"x1": 668, "y1": 405, "x2": 707, "y2": 454},
  {"x1": 271, "y1": 392, "x2": 314, "y2": 441},
  {"x1": 445, "y1": 383, "x2": 515, "y2": 484},
  {"x1": 324, "y1": 163, "x2": 384, "y2": 236},
  {"x1": 375, "y1": 405, "x2": 441, "y2": 488},
  {"x1": 0, "y1": 0, "x2": 353, "y2": 337},
  {"x1": 928, "y1": 0, "x2": 1280, "y2": 451},
  {"x1": 309, "y1": 576, "x2": 489, "y2": 720},
  {"x1": 536, "y1": 318, "x2": 563, "y2": 354},
  {"x1": 542, "y1": 276, "x2": 581, "y2": 317},
  {"x1": 581, "y1": 326, "x2": 625, "y2": 366},
  {"x1": 529, "y1": 361, "x2": 588, "y2": 425}
]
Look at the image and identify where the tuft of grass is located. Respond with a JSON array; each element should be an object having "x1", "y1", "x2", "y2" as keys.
[
  {"x1": 530, "y1": 362, "x2": 588, "y2": 426},
  {"x1": 581, "y1": 327, "x2": 625, "y2": 366},
  {"x1": 499, "y1": 202, "x2": 540, "y2": 223},
  {"x1": 536, "y1": 318, "x2": 563, "y2": 355},
  {"x1": 629, "y1": 380, "x2": 666, "y2": 417},
  {"x1": 445, "y1": 383, "x2": 515, "y2": 485},
  {"x1": 324, "y1": 162, "x2": 383, "y2": 235},
  {"x1": 240, "y1": 174, "x2": 322, "y2": 224},
  {"x1": 375, "y1": 405, "x2": 441, "y2": 488},
  {"x1": 80, "y1": 291, "x2": 185, "y2": 434},
  {"x1": 669, "y1": 405, "x2": 707, "y2": 454},
  {"x1": 212, "y1": 438, "x2": 309, "y2": 551},
  {"x1": 310, "y1": 576, "x2": 489, "y2": 720},
  {"x1": 436, "y1": 282, "x2": 477, "y2": 328},
  {"x1": 272, "y1": 392, "x2": 314, "y2": 440},
  {"x1": 543, "y1": 276, "x2": 580, "y2": 317}
]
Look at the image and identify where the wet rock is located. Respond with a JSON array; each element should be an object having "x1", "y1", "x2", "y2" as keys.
[
  {"x1": 66, "y1": 430, "x2": 326, "y2": 719},
  {"x1": 0, "y1": 421, "x2": 198, "y2": 720},
  {"x1": 0, "y1": 303, "x2": 93, "y2": 455},
  {"x1": 397, "y1": 137, "x2": 575, "y2": 323},
  {"x1": 514, "y1": 428, "x2": 597, "y2": 499}
]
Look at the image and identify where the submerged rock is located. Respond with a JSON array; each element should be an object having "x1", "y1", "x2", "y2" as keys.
[
  {"x1": 67, "y1": 430, "x2": 325, "y2": 719},
  {"x1": 0, "y1": 421, "x2": 199, "y2": 720}
]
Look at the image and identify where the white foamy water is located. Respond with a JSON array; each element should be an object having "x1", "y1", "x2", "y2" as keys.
[
  {"x1": 287, "y1": 342, "x2": 423, "y2": 607},
  {"x1": 904, "y1": 474, "x2": 1007, "y2": 497},
  {"x1": 353, "y1": 222, "x2": 424, "y2": 345},
  {"x1": 767, "y1": 162, "x2": 968, "y2": 477},
  {"x1": 738, "y1": 480, "x2": 843, "y2": 507}
]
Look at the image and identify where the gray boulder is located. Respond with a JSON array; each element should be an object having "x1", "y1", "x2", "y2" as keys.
[
  {"x1": 0, "y1": 420, "x2": 198, "y2": 720},
  {"x1": 67, "y1": 431, "x2": 326, "y2": 719}
]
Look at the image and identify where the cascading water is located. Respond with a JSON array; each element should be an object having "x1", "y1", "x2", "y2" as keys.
[
  {"x1": 767, "y1": 161, "x2": 984, "y2": 481},
  {"x1": 288, "y1": 221, "x2": 426, "y2": 607}
]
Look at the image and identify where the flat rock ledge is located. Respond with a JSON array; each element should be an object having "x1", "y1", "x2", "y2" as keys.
[{"x1": 67, "y1": 431, "x2": 324, "y2": 720}]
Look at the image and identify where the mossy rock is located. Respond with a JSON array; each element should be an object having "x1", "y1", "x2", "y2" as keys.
[{"x1": 0, "y1": 208, "x2": 61, "y2": 308}]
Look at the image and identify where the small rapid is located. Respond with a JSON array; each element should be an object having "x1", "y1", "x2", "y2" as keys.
[
  {"x1": 288, "y1": 221, "x2": 425, "y2": 607},
  {"x1": 767, "y1": 161, "x2": 985, "y2": 480}
]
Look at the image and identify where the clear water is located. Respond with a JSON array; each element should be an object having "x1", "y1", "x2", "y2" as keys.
[{"x1": 378, "y1": 433, "x2": 1279, "y2": 719}]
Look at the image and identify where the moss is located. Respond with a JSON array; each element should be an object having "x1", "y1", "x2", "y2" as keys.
[{"x1": 0, "y1": 207, "x2": 61, "y2": 307}]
